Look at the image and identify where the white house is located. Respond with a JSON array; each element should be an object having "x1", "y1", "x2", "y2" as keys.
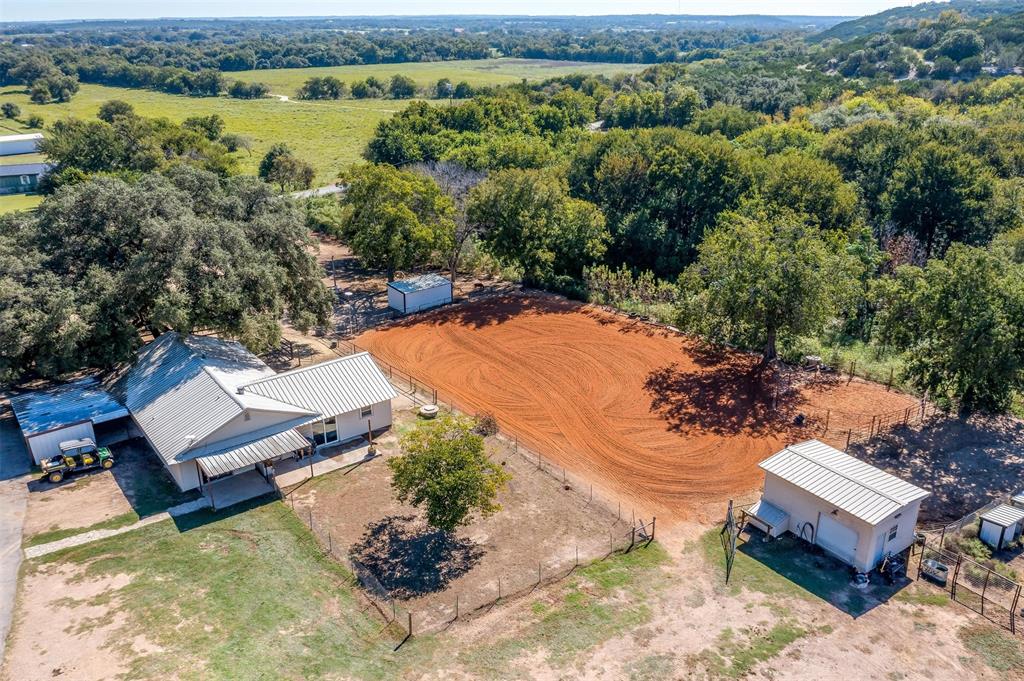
[
  {"x1": 387, "y1": 273, "x2": 453, "y2": 314},
  {"x1": 747, "y1": 440, "x2": 930, "y2": 573},
  {"x1": 9, "y1": 377, "x2": 131, "y2": 464},
  {"x1": 978, "y1": 504, "x2": 1024, "y2": 550},
  {"x1": 108, "y1": 333, "x2": 397, "y2": 492}
]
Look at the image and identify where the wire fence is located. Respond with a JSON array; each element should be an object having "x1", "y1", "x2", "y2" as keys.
[
  {"x1": 910, "y1": 538, "x2": 1024, "y2": 634},
  {"x1": 298, "y1": 337, "x2": 659, "y2": 640},
  {"x1": 770, "y1": 367, "x2": 943, "y2": 451},
  {"x1": 288, "y1": 482, "x2": 655, "y2": 640}
]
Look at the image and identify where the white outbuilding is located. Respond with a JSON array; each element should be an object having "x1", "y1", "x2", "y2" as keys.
[
  {"x1": 0, "y1": 132, "x2": 43, "y2": 156},
  {"x1": 9, "y1": 377, "x2": 131, "y2": 464},
  {"x1": 748, "y1": 440, "x2": 930, "y2": 573},
  {"x1": 978, "y1": 504, "x2": 1024, "y2": 550},
  {"x1": 387, "y1": 273, "x2": 453, "y2": 315}
]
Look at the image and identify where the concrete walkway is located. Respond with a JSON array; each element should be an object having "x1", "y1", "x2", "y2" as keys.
[
  {"x1": 275, "y1": 439, "x2": 377, "y2": 488},
  {"x1": 23, "y1": 511, "x2": 174, "y2": 559}
]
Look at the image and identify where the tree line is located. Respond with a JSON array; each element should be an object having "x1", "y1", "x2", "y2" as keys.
[{"x1": 323, "y1": 66, "x2": 1024, "y2": 414}]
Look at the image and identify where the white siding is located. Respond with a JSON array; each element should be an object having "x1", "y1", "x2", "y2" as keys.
[
  {"x1": 299, "y1": 399, "x2": 392, "y2": 449},
  {"x1": 167, "y1": 459, "x2": 202, "y2": 491},
  {"x1": 193, "y1": 409, "x2": 307, "y2": 447},
  {"x1": 388, "y1": 282, "x2": 451, "y2": 314},
  {"x1": 26, "y1": 421, "x2": 96, "y2": 465},
  {"x1": 0, "y1": 137, "x2": 41, "y2": 155},
  {"x1": 763, "y1": 473, "x2": 923, "y2": 572}
]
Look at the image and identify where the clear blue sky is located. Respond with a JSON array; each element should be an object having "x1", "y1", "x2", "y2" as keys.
[{"x1": 1, "y1": 2, "x2": 920, "y2": 23}]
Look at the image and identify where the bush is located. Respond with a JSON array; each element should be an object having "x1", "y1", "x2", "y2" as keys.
[
  {"x1": 1, "y1": 102, "x2": 20, "y2": 118},
  {"x1": 474, "y1": 412, "x2": 499, "y2": 437},
  {"x1": 25, "y1": 113, "x2": 44, "y2": 129}
]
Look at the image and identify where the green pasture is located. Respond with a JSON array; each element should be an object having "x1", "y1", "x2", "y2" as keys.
[
  {"x1": 229, "y1": 58, "x2": 648, "y2": 96},
  {"x1": 0, "y1": 59, "x2": 642, "y2": 191}
]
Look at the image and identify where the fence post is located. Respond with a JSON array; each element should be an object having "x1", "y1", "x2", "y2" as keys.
[
  {"x1": 308, "y1": 508, "x2": 313, "y2": 528},
  {"x1": 823, "y1": 410, "x2": 830, "y2": 433},
  {"x1": 328, "y1": 531, "x2": 332, "y2": 554},
  {"x1": 537, "y1": 562, "x2": 542, "y2": 584},
  {"x1": 849, "y1": 360, "x2": 856, "y2": 382},
  {"x1": 887, "y1": 367, "x2": 894, "y2": 391},
  {"x1": 650, "y1": 516, "x2": 657, "y2": 543},
  {"x1": 408, "y1": 612, "x2": 413, "y2": 637},
  {"x1": 575, "y1": 545, "x2": 579, "y2": 567},
  {"x1": 497, "y1": 577, "x2": 502, "y2": 600},
  {"x1": 455, "y1": 594, "x2": 459, "y2": 620},
  {"x1": 1011, "y1": 585, "x2": 1022, "y2": 635},
  {"x1": 845, "y1": 430, "x2": 852, "y2": 451},
  {"x1": 951, "y1": 555, "x2": 963, "y2": 599},
  {"x1": 981, "y1": 569, "x2": 990, "y2": 617},
  {"x1": 629, "y1": 524, "x2": 636, "y2": 552}
]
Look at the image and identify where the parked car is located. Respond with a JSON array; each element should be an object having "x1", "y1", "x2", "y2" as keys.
[{"x1": 40, "y1": 438, "x2": 114, "y2": 483}]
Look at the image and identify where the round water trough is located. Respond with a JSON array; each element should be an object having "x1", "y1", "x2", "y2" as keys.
[{"x1": 419, "y1": 404, "x2": 439, "y2": 419}]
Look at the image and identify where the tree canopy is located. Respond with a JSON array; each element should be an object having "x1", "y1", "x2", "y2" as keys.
[
  {"x1": 0, "y1": 168, "x2": 332, "y2": 384},
  {"x1": 388, "y1": 414, "x2": 511, "y2": 532}
]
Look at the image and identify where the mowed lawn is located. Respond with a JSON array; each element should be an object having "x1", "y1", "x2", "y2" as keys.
[
  {"x1": 0, "y1": 59, "x2": 645, "y2": 193},
  {"x1": 0, "y1": 84, "x2": 398, "y2": 186},
  {"x1": 230, "y1": 58, "x2": 649, "y2": 97}
]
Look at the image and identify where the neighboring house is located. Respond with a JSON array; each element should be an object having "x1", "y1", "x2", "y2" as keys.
[
  {"x1": 9, "y1": 377, "x2": 132, "y2": 465},
  {"x1": 0, "y1": 133, "x2": 48, "y2": 195},
  {"x1": 387, "y1": 273, "x2": 453, "y2": 314},
  {"x1": 107, "y1": 333, "x2": 397, "y2": 492},
  {"x1": 747, "y1": 439, "x2": 930, "y2": 573}
]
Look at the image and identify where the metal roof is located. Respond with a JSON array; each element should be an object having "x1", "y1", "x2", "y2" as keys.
[
  {"x1": 109, "y1": 333, "x2": 316, "y2": 464},
  {"x1": 0, "y1": 133, "x2": 43, "y2": 143},
  {"x1": 196, "y1": 429, "x2": 310, "y2": 477},
  {"x1": 242, "y1": 353, "x2": 398, "y2": 417},
  {"x1": 10, "y1": 377, "x2": 129, "y2": 438},
  {"x1": 387, "y1": 273, "x2": 451, "y2": 294},
  {"x1": 980, "y1": 504, "x2": 1024, "y2": 528},
  {"x1": 759, "y1": 440, "x2": 930, "y2": 526},
  {"x1": 747, "y1": 499, "x2": 789, "y2": 529}
]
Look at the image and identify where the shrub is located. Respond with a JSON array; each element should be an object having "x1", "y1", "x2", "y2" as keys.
[{"x1": 474, "y1": 412, "x2": 499, "y2": 437}]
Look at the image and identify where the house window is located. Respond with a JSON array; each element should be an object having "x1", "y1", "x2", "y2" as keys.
[
  {"x1": 360, "y1": 405, "x2": 373, "y2": 418},
  {"x1": 887, "y1": 525, "x2": 898, "y2": 542},
  {"x1": 19, "y1": 175, "x2": 30, "y2": 185}
]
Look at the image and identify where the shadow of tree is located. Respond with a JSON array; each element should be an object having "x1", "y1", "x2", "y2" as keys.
[
  {"x1": 383, "y1": 293, "x2": 578, "y2": 331},
  {"x1": 850, "y1": 415, "x2": 1024, "y2": 524},
  {"x1": 643, "y1": 360, "x2": 778, "y2": 436},
  {"x1": 350, "y1": 514, "x2": 484, "y2": 599}
]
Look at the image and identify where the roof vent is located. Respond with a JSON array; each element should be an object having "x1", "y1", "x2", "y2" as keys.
[{"x1": 237, "y1": 386, "x2": 245, "y2": 395}]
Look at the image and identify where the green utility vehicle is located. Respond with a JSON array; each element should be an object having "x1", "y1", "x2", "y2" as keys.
[{"x1": 41, "y1": 438, "x2": 115, "y2": 483}]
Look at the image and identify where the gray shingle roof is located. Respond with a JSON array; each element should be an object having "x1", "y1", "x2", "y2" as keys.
[{"x1": 760, "y1": 440, "x2": 930, "y2": 526}]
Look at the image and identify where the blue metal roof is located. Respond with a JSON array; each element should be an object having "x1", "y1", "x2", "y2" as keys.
[
  {"x1": 10, "y1": 377, "x2": 129, "y2": 437},
  {"x1": 387, "y1": 273, "x2": 451, "y2": 294}
]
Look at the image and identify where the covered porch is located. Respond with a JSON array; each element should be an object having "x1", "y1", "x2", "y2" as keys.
[{"x1": 195, "y1": 429, "x2": 311, "y2": 511}]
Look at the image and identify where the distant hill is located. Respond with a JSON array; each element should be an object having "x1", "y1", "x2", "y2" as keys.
[
  {"x1": 813, "y1": 0, "x2": 1024, "y2": 42},
  {"x1": 2, "y1": 14, "x2": 853, "y2": 35}
]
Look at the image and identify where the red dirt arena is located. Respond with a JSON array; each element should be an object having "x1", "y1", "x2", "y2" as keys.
[{"x1": 358, "y1": 294, "x2": 919, "y2": 521}]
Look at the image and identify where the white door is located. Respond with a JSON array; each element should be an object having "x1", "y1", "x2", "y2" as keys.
[{"x1": 816, "y1": 514, "x2": 859, "y2": 565}]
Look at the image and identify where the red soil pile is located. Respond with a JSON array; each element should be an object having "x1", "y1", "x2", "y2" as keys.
[{"x1": 359, "y1": 294, "x2": 918, "y2": 520}]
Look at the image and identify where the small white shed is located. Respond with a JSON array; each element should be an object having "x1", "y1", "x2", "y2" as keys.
[
  {"x1": 751, "y1": 440, "x2": 930, "y2": 573},
  {"x1": 10, "y1": 377, "x2": 130, "y2": 464},
  {"x1": 387, "y1": 274, "x2": 453, "y2": 315},
  {"x1": 979, "y1": 504, "x2": 1024, "y2": 550}
]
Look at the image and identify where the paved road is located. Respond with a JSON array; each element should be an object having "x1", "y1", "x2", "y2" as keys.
[{"x1": 0, "y1": 409, "x2": 30, "y2": 660}]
